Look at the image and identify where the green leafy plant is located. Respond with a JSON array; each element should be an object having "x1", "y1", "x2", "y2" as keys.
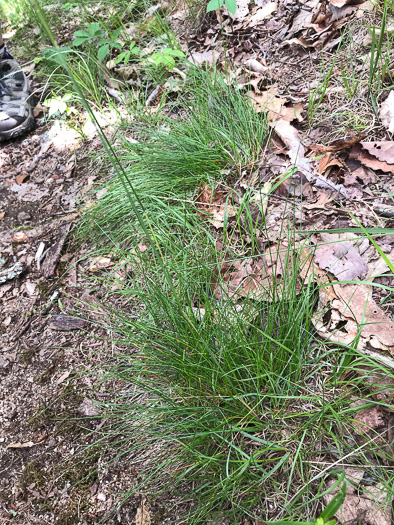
[
  {"x1": 72, "y1": 22, "x2": 123, "y2": 62},
  {"x1": 114, "y1": 41, "x2": 140, "y2": 65},
  {"x1": 43, "y1": 93, "x2": 75, "y2": 117},
  {"x1": 207, "y1": 0, "x2": 238, "y2": 15},
  {"x1": 150, "y1": 48, "x2": 185, "y2": 69}
]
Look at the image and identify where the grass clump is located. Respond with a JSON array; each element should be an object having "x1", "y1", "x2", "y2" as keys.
[
  {"x1": 78, "y1": 229, "x2": 394, "y2": 523},
  {"x1": 78, "y1": 66, "x2": 268, "y2": 246}
]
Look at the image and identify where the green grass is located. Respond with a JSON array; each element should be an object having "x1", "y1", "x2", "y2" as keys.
[
  {"x1": 77, "y1": 66, "x2": 268, "y2": 247},
  {"x1": 24, "y1": 1, "x2": 394, "y2": 523},
  {"x1": 74, "y1": 223, "x2": 394, "y2": 523}
]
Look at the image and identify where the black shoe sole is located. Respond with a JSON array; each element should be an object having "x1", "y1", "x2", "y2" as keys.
[{"x1": 0, "y1": 115, "x2": 35, "y2": 143}]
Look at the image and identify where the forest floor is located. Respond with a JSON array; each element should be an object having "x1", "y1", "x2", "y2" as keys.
[{"x1": 2, "y1": 0, "x2": 394, "y2": 524}]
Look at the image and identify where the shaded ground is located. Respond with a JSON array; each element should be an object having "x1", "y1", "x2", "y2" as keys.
[{"x1": 0, "y1": 122, "x2": 147, "y2": 524}]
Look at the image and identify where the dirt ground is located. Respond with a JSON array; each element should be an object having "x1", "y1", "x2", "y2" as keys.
[{"x1": 0, "y1": 120, "x2": 150, "y2": 524}]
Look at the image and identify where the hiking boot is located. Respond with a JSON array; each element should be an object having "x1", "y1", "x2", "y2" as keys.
[{"x1": 0, "y1": 55, "x2": 35, "y2": 141}]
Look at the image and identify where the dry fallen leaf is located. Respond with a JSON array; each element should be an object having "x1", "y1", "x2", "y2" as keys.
[
  {"x1": 49, "y1": 315, "x2": 86, "y2": 331},
  {"x1": 300, "y1": 247, "x2": 394, "y2": 354},
  {"x1": 309, "y1": 134, "x2": 365, "y2": 154},
  {"x1": 273, "y1": 119, "x2": 315, "y2": 181},
  {"x1": 248, "y1": 87, "x2": 286, "y2": 121},
  {"x1": 56, "y1": 370, "x2": 71, "y2": 384},
  {"x1": 361, "y1": 141, "x2": 394, "y2": 164},
  {"x1": 0, "y1": 212, "x2": 5, "y2": 220},
  {"x1": 314, "y1": 238, "x2": 368, "y2": 281},
  {"x1": 78, "y1": 398, "x2": 101, "y2": 417},
  {"x1": 281, "y1": 103, "x2": 304, "y2": 123},
  {"x1": 188, "y1": 50, "x2": 220, "y2": 65},
  {"x1": 7, "y1": 441, "x2": 36, "y2": 449},
  {"x1": 380, "y1": 90, "x2": 394, "y2": 133},
  {"x1": 317, "y1": 153, "x2": 343, "y2": 174},
  {"x1": 88, "y1": 256, "x2": 114, "y2": 272},
  {"x1": 215, "y1": 245, "x2": 301, "y2": 301},
  {"x1": 352, "y1": 405, "x2": 385, "y2": 435},
  {"x1": 350, "y1": 144, "x2": 394, "y2": 174},
  {"x1": 324, "y1": 473, "x2": 390, "y2": 525},
  {"x1": 303, "y1": 192, "x2": 333, "y2": 209},
  {"x1": 249, "y1": 2, "x2": 277, "y2": 25},
  {"x1": 135, "y1": 498, "x2": 151, "y2": 525},
  {"x1": 329, "y1": 0, "x2": 363, "y2": 7},
  {"x1": 196, "y1": 184, "x2": 236, "y2": 228},
  {"x1": 333, "y1": 283, "x2": 394, "y2": 350}
]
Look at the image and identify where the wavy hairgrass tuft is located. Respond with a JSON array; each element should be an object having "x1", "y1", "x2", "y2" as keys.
[
  {"x1": 80, "y1": 231, "x2": 387, "y2": 523},
  {"x1": 77, "y1": 66, "x2": 268, "y2": 246}
]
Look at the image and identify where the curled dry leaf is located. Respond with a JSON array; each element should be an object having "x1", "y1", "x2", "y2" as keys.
[
  {"x1": 360, "y1": 141, "x2": 394, "y2": 164},
  {"x1": 309, "y1": 133, "x2": 365, "y2": 154},
  {"x1": 243, "y1": 58, "x2": 267, "y2": 75},
  {"x1": 15, "y1": 173, "x2": 29, "y2": 185},
  {"x1": 317, "y1": 152, "x2": 343, "y2": 174},
  {"x1": 350, "y1": 144, "x2": 394, "y2": 174}
]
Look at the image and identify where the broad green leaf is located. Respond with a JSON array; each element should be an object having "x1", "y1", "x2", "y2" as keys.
[
  {"x1": 113, "y1": 27, "x2": 122, "y2": 39},
  {"x1": 72, "y1": 37, "x2": 89, "y2": 46},
  {"x1": 161, "y1": 55, "x2": 176, "y2": 68},
  {"x1": 73, "y1": 30, "x2": 89, "y2": 37},
  {"x1": 98, "y1": 43, "x2": 110, "y2": 61},
  {"x1": 225, "y1": 0, "x2": 237, "y2": 14},
  {"x1": 113, "y1": 42, "x2": 123, "y2": 50},
  {"x1": 162, "y1": 49, "x2": 185, "y2": 57},
  {"x1": 131, "y1": 46, "x2": 140, "y2": 55},
  {"x1": 207, "y1": 0, "x2": 224, "y2": 12},
  {"x1": 88, "y1": 22, "x2": 101, "y2": 36},
  {"x1": 115, "y1": 50, "x2": 129, "y2": 64},
  {"x1": 151, "y1": 53, "x2": 163, "y2": 65}
]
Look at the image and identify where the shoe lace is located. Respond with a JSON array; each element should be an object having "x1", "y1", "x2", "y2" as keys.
[{"x1": 0, "y1": 78, "x2": 12, "y2": 102}]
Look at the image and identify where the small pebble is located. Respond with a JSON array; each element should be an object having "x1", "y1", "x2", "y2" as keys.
[{"x1": 17, "y1": 211, "x2": 31, "y2": 223}]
